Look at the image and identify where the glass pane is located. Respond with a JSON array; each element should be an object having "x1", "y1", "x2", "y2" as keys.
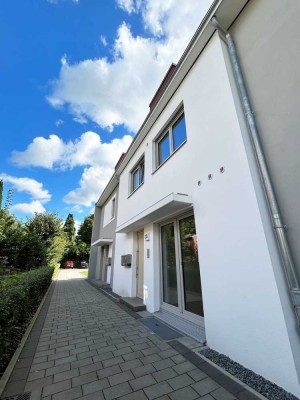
[
  {"x1": 158, "y1": 134, "x2": 170, "y2": 165},
  {"x1": 172, "y1": 114, "x2": 187, "y2": 151},
  {"x1": 133, "y1": 169, "x2": 139, "y2": 191},
  {"x1": 179, "y1": 216, "x2": 204, "y2": 316},
  {"x1": 140, "y1": 161, "x2": 144, "y2": 184},
  {"x1": 161, "y1": 223, "x2": 178, "y2": 307}
]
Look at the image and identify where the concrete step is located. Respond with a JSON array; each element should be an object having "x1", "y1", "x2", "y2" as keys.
[{"x1": 119, "y1": 297, "x2": 146, "y2": 312}]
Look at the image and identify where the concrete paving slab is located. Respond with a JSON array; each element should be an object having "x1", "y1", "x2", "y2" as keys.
[{"x1": 1, "y1": 269, "x2": 266, "y2": 400}]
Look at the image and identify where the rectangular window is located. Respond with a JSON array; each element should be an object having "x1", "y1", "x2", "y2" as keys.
[
  {"x1": 131, "y1": 157, "x2": 144, "y2": 193},
  {"x1": 156, "y1": 111, "x2": 187, "y2": 168},
  {"x1": 111, "y1": 197, "x2": 116, "y2": 219}
]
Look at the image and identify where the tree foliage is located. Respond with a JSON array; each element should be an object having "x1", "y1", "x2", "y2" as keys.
[{"x1": 63, "y1": 213, "x2": 76, "y2": 244}]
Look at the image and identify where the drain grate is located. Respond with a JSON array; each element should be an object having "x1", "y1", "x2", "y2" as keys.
[{"x1": 1, "y1": 392, "x2": 31, "y2": 400}]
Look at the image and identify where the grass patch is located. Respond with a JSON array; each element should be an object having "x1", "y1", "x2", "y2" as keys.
[{"x1": 81, "y1": 270, "x2": 88, "y2": 278}]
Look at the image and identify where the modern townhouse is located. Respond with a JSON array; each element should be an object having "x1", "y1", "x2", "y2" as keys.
[{"x1": 89, "y1": 0, "x2": 300, "y2": 396}]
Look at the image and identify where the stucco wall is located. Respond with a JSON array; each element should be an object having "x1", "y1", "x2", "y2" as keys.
[
  {"x1": 230, "y1": 0, "x2": 300, "y2": 281},
  {"x1": 113, "y1": 31, "x2": 299, "y2": 395}
]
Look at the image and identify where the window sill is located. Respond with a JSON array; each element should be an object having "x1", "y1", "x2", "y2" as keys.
[
  {"x1": 152, "y1": 139, "x2": 187, "y2": 175},
  {"x1": 127, "y1": 181, "x2": 144, "y2": 199}
]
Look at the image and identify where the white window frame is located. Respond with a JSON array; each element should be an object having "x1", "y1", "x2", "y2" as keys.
[
  {"x1": 130, "y1": 155, "x2": 145, "y2": 194},
  {"x1": 155, "y1": 109, "x2": 187, "y2": 169}
]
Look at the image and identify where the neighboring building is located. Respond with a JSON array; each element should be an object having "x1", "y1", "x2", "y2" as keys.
[
  {"x1": 89, "y1": 175, "x2": 118, "y2": 286},
  {"x1": 89, "y1": 0, "x2": 300, "y2": 396}
]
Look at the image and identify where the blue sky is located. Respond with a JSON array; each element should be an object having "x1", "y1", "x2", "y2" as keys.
[{"x1": 0, "y1": 0, "x2": 212, "y2": 227}]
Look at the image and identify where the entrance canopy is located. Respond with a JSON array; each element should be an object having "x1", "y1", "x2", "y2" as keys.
[
  {"x1": 116, "y1": 193, "x2": 192, "y2": 233},
  {"x1": 91, "y1": 238, "x2": 113, "y2": 246}
]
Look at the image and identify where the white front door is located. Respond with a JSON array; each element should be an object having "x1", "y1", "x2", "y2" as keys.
[{"x1": 136, "y1": 230, "x2": 144, "y2": 299}]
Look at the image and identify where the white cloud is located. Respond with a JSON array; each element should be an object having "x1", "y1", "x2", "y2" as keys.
[
  {"x1": 0, "y1": 174, "x2": 51, "y2": 215},
  {"x1": 0, "y1": 174, "x2": 51, "y2": 203},
  {"x1": 116, "y1": 0, "x2": 141, "y2": 14},
  {"x1": 47, "y1": 0, "x2": 213, "y2": 132},
  {"x1": 63, "y1": 166, "x2": 114, "y2": 207},
  {"x1": 11, "y1": 131, "x2": 132, "y2": 171},
  {"x1": 47, "y1": 0, "x2": 79, "y2": 4},
  {"x1": 11, "y1": 134, "x2": 65, "y2": 169},
  {"x1": 10, "y1": 132, "x2": 132, "y2": 208},
  {"x1": 11, "y1": 200, "x2": 46, "y2": 215},
  {"x1": 100, "y1": 35, "x2": 108, "y2": 47},
  {"x1": 56, "y1": 119, "x2": 64, "y2": 127}
]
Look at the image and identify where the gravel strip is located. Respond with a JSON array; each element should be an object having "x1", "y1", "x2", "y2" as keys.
[{"x1": 200, "y1": 348, "x2": 298, "y2": 400}]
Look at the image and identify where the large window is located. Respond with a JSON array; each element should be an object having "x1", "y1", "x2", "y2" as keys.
[
  {"x1": 131, "y1": 157, "x2": 144, "y2": 193},
  {"x1": 156, "y1": 112, "x2": 187, "y2": 168}
]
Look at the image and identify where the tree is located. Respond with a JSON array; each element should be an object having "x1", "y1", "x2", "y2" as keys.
[
  {"x1": 77, "y1": 214, "x2": 94, "y2": 245},
  {"x1": 63, "y1": 213, "x2": 76, "y2": 244},
  {"x1": 20, "y1": 212, "x2": 64, "y2": 270}
]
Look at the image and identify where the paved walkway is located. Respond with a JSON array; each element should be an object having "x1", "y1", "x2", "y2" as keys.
[{"x1": 2, "y1": 269, "x2": 247, "y2": 400}]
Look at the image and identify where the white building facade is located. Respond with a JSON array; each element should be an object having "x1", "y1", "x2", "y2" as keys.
[{"x1": 89, "y1": 0, "x2": 300, "y2": 396}]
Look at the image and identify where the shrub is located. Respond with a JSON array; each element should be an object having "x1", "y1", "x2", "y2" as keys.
[{"x1": 0, "y1": 266, "x2": 54, "y2": 374}]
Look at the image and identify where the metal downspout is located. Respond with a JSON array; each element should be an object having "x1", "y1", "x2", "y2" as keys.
[{"x1": 210, "y1": 16, "x2": 300, "y2": 325}]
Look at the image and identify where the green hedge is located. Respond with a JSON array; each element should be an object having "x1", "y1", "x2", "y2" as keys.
[{"x1": 0, "y1": 266, "x2": 54, "y2": 374}]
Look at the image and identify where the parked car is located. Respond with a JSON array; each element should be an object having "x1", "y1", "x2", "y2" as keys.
[
  {"x1": 80, "y1": 261, "x2": 88, "y2": 269},
  {"x1": 63, "y1": 260, "x2": 74, "y2": 268}
]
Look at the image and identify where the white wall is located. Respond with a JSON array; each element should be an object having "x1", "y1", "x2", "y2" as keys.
[
  {"x1": 113, "y1": 33, "x2": 299, "y2": 395},
  {"x1": 103, "y1": 193, "x2": 116, "y2": 228}
]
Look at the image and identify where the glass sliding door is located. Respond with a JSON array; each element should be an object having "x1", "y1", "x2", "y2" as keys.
[
  {"x1": 161, "y1": 223, "x2": 178, "y2": 307},
  {"x1": 160, "y1": 214, "x2": 204, "y2": 318},
  {"x1": 179, "y1": 216, "x2": 204, "y2": 317}
]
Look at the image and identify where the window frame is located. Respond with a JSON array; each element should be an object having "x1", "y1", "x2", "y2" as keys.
[
  {"x1": 130, "y1": 155, "x2": 145, "y2": 195},
  {"x1": 111, "y1": 197, "x2": 116, "y2": 220},
  {"x1": 155, "y1": 109, "x2": 187, "y2": 170}
]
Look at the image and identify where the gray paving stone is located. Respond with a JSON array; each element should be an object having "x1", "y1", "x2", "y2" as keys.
[
  {"x1": 118, "y1": 390, "x2": 148, "y2": 400},
  {"x1": 188, "y1": 368, "x2": 208, "y2": 382},
  {"x1": 169, "y1": 386, "x2": 199, "y2": 400},
  {"x1": 122, "y1": 350, "x2": 143, "y2": 361},
  {"x1": 52, "y1": 386, "x2": 82, "y2": 400},
  {"x1": 71, "y1": 357, "x2": 93, "y2": 369},
  {"x1": 167, "y1": 373, "x2": 194, "y2": 390},
  {"x1": 120, "y1": 358, "x2": 143, "y2": 372},
  {"x1": 173, "y1": 361, "x2": 195, "y2": 375},
  {"x1": 93, "y1": 351, "x2": 114, "y2": 363},
  {"x1": 43, "y1": 379, "x2": 72, "y2": 396},
  {"x1": 211, "y1": 387, "x2": 237, "y2": 400},
  {"x1": 79, "y1": 361, "x2": 103, "y2": 375},
  {"x1": 55, "y1": 355, "x2": 77, "y2": 366},
  {"x1": 152, "y1": 367, "x2": 177, "y2": 383},
  {"x1": 143, "y1": 381, "x2": 173, "y2": 400},
  {"x1": 103, "y1": 381, "x2": 132, "y2": 400},
  {"x1": 80, "y1": 390, "x2": 105, "y2": 400},
  {"x1": 192, "y1": 377, "x2": 220, "y2": 396},
  {"x1": 32, "y1": 356, "x2": 49, "y2": 365},
  {"x1": 97, "y1": 364, "x2": 121, "y2": 379},
  {"x1": 46, "y1": 363, "x2": 71, "y2": 376},
  {"x1": 82, "y1": 377, "x2": 110, "y2": 395},
  {"x1": 77, "y1": 349, "x2": 98, "y2": 360},
  {"x1": 113, "y1": 346, "x2": 133, "y2": 357},
  {"x1": 53, "y1": 368, "x2": 79, "y2": 383},
  {"x1": 140, "y1": 353, "x2": 161, "y2": 365},
  {"x1": 28, "y1": 370, "x2": 46, "y2": 382},
  {"x1": 72, "y1": 371, "x2": 97, "y2": 387},
  {"x1": 129, "y1": 374, "x2": 156, "y2": 391},
  {"x1": 153, "y1": 358, "x2": 175, "y2": 371},
  {"x1": 108, "y1": 370, "x2": 134, "y2": 386},
  {"x1": 49, "y1": 342, "x2": 70, "y2": 350},
  {"x1": 102, "y1": 355, "x2": 124, "y2": 368},
  {"x1": 25, "y1": 376, "x2": 53, "y2": 392},
  {"x1": 131, "y1": 363, "x2": 156, "y2": 378},
  {"x1": 48, "y1": 350, "x2": 70, "y2": 361}
]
